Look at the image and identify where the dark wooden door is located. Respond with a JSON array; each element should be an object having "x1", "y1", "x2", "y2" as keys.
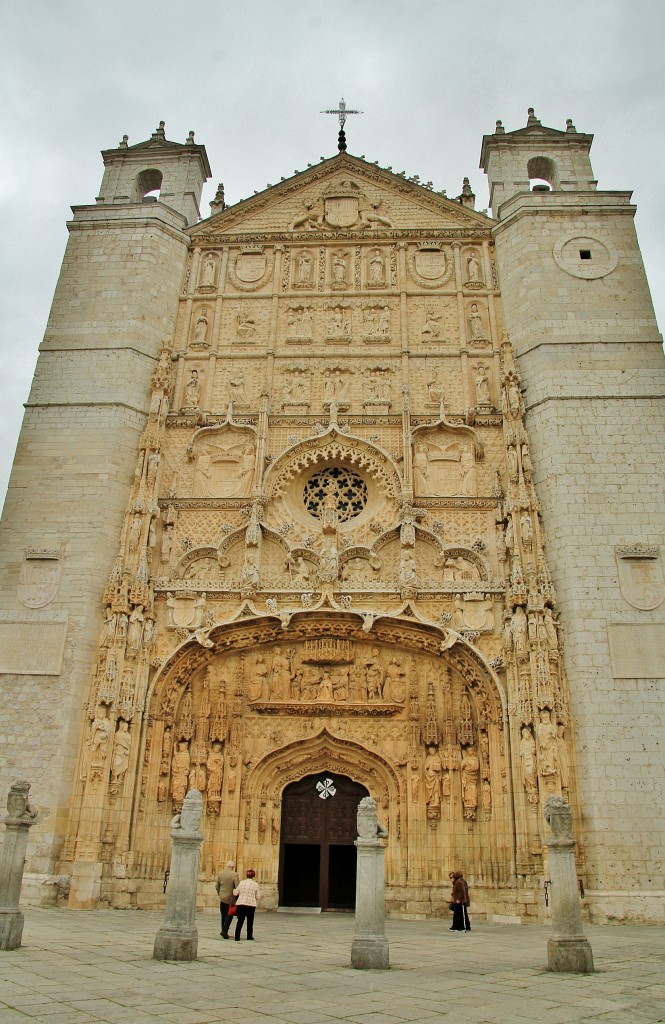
[{"x1": 279, "y1": 774, "x2": 368, "y2": 910}]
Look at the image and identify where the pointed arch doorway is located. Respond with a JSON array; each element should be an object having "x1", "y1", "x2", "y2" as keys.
[{"x1": 279, "y1": 773, "x2": 369, "y2": 910}]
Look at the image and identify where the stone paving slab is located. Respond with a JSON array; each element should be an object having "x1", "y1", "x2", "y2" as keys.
[{"x1": 0, "y1": 909, "x2": 664, "y2": 1023}]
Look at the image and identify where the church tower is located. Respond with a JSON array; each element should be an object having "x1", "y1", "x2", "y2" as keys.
[
  {"x1": 481, "y1": 109, "x2": 665, "y2": 921},
  {"x1": 0, "y1": 125, "x2": 210, "y2": 905}
]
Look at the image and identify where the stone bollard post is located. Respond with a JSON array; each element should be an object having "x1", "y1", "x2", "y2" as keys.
[
  {"x1": 153, "y1": 789, "x2": 204, "y2": 961},
  {"x1": 351, "y1": 796, "x2": 389, "y2": 970},
  {"x1": 0, "y1": 780, "x2": 38, "y2": 950},
  {"x1": 544, "y1": 795, "x2": 594, "y2": 973}
]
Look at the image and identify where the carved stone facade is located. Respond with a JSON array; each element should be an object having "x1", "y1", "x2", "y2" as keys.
[{"x1": 0, "y1": 114, "x2": 663, "y2": 923}]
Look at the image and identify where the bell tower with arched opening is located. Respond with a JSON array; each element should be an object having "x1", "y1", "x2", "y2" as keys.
[{"x1": 481, "y1": 109, "x2": 665, "y2": 921}]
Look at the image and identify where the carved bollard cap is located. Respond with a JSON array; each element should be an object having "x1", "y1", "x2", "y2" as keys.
[{"x1": 544, "y1": 794, "x2": 573, "y2": 840}]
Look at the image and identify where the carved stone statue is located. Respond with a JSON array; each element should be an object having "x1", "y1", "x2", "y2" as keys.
[
  {"x1": 424, "y1": 746, "x2": 442, "y2": 811},
  {"x1": 384, "y1": 657, "x2": 406, "y2": 703},
  {"x1": 475, "y1": 365, "x2": 491, "y2": 406},
  {"x1": 204, "y1": 741, "x2": 223, "y2": 802},
  {"x1": 201, "y1": 255, "x2": 216, "y2": 287},
  {"x1": 110, "y1": 720, "x2": 131, "y2": 783},
  {"x1": 537, "y1": 709, "x2": 558, "y2": 777},
  {"x1": 422, "y1": 310, "x2": 441, "y2": 339},
  {"x1": 520, "y1": 726, "x2": 538, "y2": 802},
  {"x1": 466, "y1": 252, "x2": 483, "y2": 283},
  {"x1": 193, "y1": 310, "x2": 209, "y2": 346},
  {"x1": 512, "y1": 606, "x2": 529, "y2": 655},
  {"x1": 185, "y1": 370, "x2": 201, "y2": 408},
  {"x1": 468, "y1": 303, "x2": 485, "y2": 343},
  {"x1": 368, "y1": 249, "x2": 385, "y2": 285},
  {"x1": 90, "y1": 711, "x2": 112, "y2": 762},
  {"x1": 461, "y1": 747, "x2": 480, "y2": 818},
  {"x1": 171, "y1": 742, "x2": 191, "y2": 804}
]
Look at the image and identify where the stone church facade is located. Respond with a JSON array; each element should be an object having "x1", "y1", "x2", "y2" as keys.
[{"x1": 0, "y1": 112, "x2": 663, "y2": 922}]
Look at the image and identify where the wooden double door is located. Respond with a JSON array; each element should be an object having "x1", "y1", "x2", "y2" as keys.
[{"x1": 279, "y1": 773, "x2": 369, "y2": 910}]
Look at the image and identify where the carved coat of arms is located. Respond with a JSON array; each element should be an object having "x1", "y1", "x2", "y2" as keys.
[
  {"x1": 616, "y1": 546, "x2": 665, "y2": 610},
  {"x1": 324, "y1": 195, "x2": 359, "y2": 228},
  {"x1": 17, "y1": 552, "x2": 62, "y2": 608},
  {"x1": 235, "y1": 250, "x2": 267, "y2": 283},
  {"x1": 414, "y1": 247, "x2": 446, "y2": 280}
]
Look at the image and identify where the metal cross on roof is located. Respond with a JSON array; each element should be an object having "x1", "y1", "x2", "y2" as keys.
[{"x1": 321, "y1": 97, "x2": 363, "y2": 152}]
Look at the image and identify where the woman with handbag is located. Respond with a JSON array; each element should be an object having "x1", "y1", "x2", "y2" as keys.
[
  {"x1": 233, "y1": 869, "x2": 261, "y2": 941},
  {"x1": 449, "y1": 871, "x2": 467, "y2": 932}
]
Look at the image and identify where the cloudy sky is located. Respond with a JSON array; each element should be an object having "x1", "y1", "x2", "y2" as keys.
[{"x1": 1, "y1": 0, "x2": 663, "y2": 508}]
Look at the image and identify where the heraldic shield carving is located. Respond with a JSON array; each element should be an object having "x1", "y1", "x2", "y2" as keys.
[
  {"x1": 17, "y1": 551, "x2": 62, "y2": 608},
  {"x1": 415, "y1": 246, "x2": 446, "y2": 280},
  {"x1": 235, "y1": 250, "x2": 267, "y2": 283},
  {"x1": 616, "y1": 546, "x2": 665, "y2": 610},
  {"x1": 324, "y1": 195, "x2": 359, "y2": 228}
]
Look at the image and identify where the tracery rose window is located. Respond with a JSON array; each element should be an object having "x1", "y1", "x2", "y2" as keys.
[{"x1": 303, "y1": 466, "x2": 368, "y2": 523}]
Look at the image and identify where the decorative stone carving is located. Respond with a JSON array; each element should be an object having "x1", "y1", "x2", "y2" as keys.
[
  {"x1": 520, "y1": 726, "x2": 538, "y2": 804},
  {"x1": 461, "y1": 746, "x2": 479, "y2": 820},
  {"x1": 110, "y1": 721, "x2": 131, "y2": 783},
  {"x1": 465, "y1": 250, "x2": 484, "y2": 286},
  {"x1": 367, "y1": 248, "x2": 386, "y2": 287},
  {"x1": 468, "y1": 304, "x2": 488, "y2": 346}
]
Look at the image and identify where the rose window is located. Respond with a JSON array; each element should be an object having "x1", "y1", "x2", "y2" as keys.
[{"x1": 303, "y1": 466, "x2": 368, "y2": 522}]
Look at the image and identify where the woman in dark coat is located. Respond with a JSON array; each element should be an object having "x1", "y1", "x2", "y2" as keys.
[{"x1": 449, "y1": 871, "x2": 467, "y2": 931}]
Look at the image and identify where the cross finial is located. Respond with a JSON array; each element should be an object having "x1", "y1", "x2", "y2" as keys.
[{"x1": 321, "y1": 97, "x2": 363, "y2": 152}]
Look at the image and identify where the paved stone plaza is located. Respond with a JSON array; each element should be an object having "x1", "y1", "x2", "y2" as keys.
[{"x1": 0, "y1": 909, "x2": 663, "y2": 1023}]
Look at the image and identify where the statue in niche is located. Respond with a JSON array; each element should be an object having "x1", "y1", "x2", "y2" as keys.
[
  {"x1": 317, "y1": 669, "x2": 334, "y2": 701},
  {"x1": 384, "y1": 657, "x2": 406, "y2": 703},
  {"x1": 400, "y1": 552, "x2": 418, "y2": 588},
  {"x1": 368, "y1": 249, "x2": 385, "y2": 285},
  {"x1": 147, "y1": 452, "x2": 160, "y2": 485},
  {"x1": 414, "y1": 444, "x2": 431, "y2": 494},
  {"x1": 318, "y1": 540, "x2": 339, "y2": 582},
  {"x1": 297, "y1": 250, "x2": 313, "y2": 285},
  {"x1": 127, "y1": 605, "x2": 144, "y2": 650},
  {"x1": 189, "y1": 762, "x2": 206, "y2": 793},
  {"x1": 468, "y1": 304, "x2": 486, "y2": 343},
  {"x1": 249, "y1": 654, "x2": 270, "y2": 702},
  {"x1": 334, "y1": 668, "x2": 349, "y2": 701},
  {"x1": 365, "y1": 648, "x2": 383, "y2": 701},
  {"x1": 171, "y1": 741, "x2": 191, "y2": 804},
  {"x1": 110, "y1": 721, "x2": 131, "y2": 783},
  {"x1": 543, "y1": 607, "x2": 558, "y2": 652},
  {"x1": 482, "y1": 779, "x2": 492, "y2": 815},
  {"x1": 286, "y1": 554, "x2": 312, "y2": 586},
  {"x1": 327, "y1": 305, "x2": 350, "y2": 336},
  {"x1": 506, "y1": 445, "x2": 518, "y2": 483},
  {"x1": 206, "y1": 742, "x2": 224, "y2": 802},
  {"x1": 422, "y1": 309, "x2": 441, "y2": 339},
  {"x1": 201, "y1": 255, "x2": 216, "y2": 287},
  {"x1": 461, "y1": 747, "x2": 480, "y2": 818},
  {"x1": 270, "y1": 650, "x2": 291, "y2": 699},
  {"x1": 466, "y1": 252, "x2": 483, "y2": 283},
  {"x1": 332, "y1": 252, "x2": 347, "y2": 285},
  {"x1": 239, "y1": 550, "x2": 260, "y2": 590},
  {"x1": 459, "y1": 448, "x2": 477, "y2": 495},
  {"x1": 521, "y1": 443, "x2": 533, "y2": 481},
  {"x1": 160, "y1": 727, "x2": 173, "y2": 775},
  {"x1": 537, "y1": 709, "x2": 558, "y2": 777},
  {"x1": 400, "y1": 507, "x2": 416, "y2": 548},
  {"x1": 185, "y1": 369, "x2": 201, "y2": 408},
  {"x1": 323, "y1": 370, "x2": 350, "y2": 406},
  {"x1": 258, "y1": 807, "x2": 268, "y2": 843},
  {"x1": 228, "y1": 371, "x2": 248, "y2": 406},
  {"x1": 193, "y1": 309, "x2": 209, "y2": 347},
  {"x1": 557, "y1": 725, "x2": 570, "y2": 792},
  {"x1": 475, "y1": 365, "x2": 491, "y2": 406},
  {"x1": 237, "y1": 312, "x2": 256, "y2": 338},
  {"x1": 521, "y1": 513, "x2": 533, "y2": 552},
  {"x1": 157, "y1": 776, "x2": 169, "y2": 802},
  {"x1": 512, "y1": 606, "x2": 529, "y2": 655},
  {"x1": 451, "y1": 594, "x2": 465, "y2": 630},
  {"x1": 520, "y1": 726, "x2": 538, "y2": 803},
  {"x1": 90, "y1": 710, "x2": 112, "y2": 761},
  {"x1": 410, "y1": 773, "x2": 419, "y2": 802},
  {"x1": 505, "y1": 378, "x2": 523, "y2": 419},
  {"x1": 129, "y1": 515, "x2": 142, "y2": 552},
  {"x1": 424, "y1": 746, "x2": 443, "y2": 811}
]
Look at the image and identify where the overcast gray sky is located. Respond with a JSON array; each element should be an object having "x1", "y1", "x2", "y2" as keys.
[{"x1": 1, "y1": 0, "x2": 663, "y2": 509}]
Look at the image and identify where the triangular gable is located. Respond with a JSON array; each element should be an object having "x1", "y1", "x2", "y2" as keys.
[{"x1": 191, "y1": 153, "x2": 493, "y2": 238}]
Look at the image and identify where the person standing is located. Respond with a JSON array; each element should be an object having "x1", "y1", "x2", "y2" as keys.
[
  {"x1": 449, "y1": 871, "x2": 467, "y2": 932},
  {"x1": 216, "y1": 860, "x2": 239, "y2": 939},
  {"x1": 233, "y1": 869, "x2": 261, "y2": 941},
  {"x1": 460, "y1": 872, "x2": 471, "y2": 931}
]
